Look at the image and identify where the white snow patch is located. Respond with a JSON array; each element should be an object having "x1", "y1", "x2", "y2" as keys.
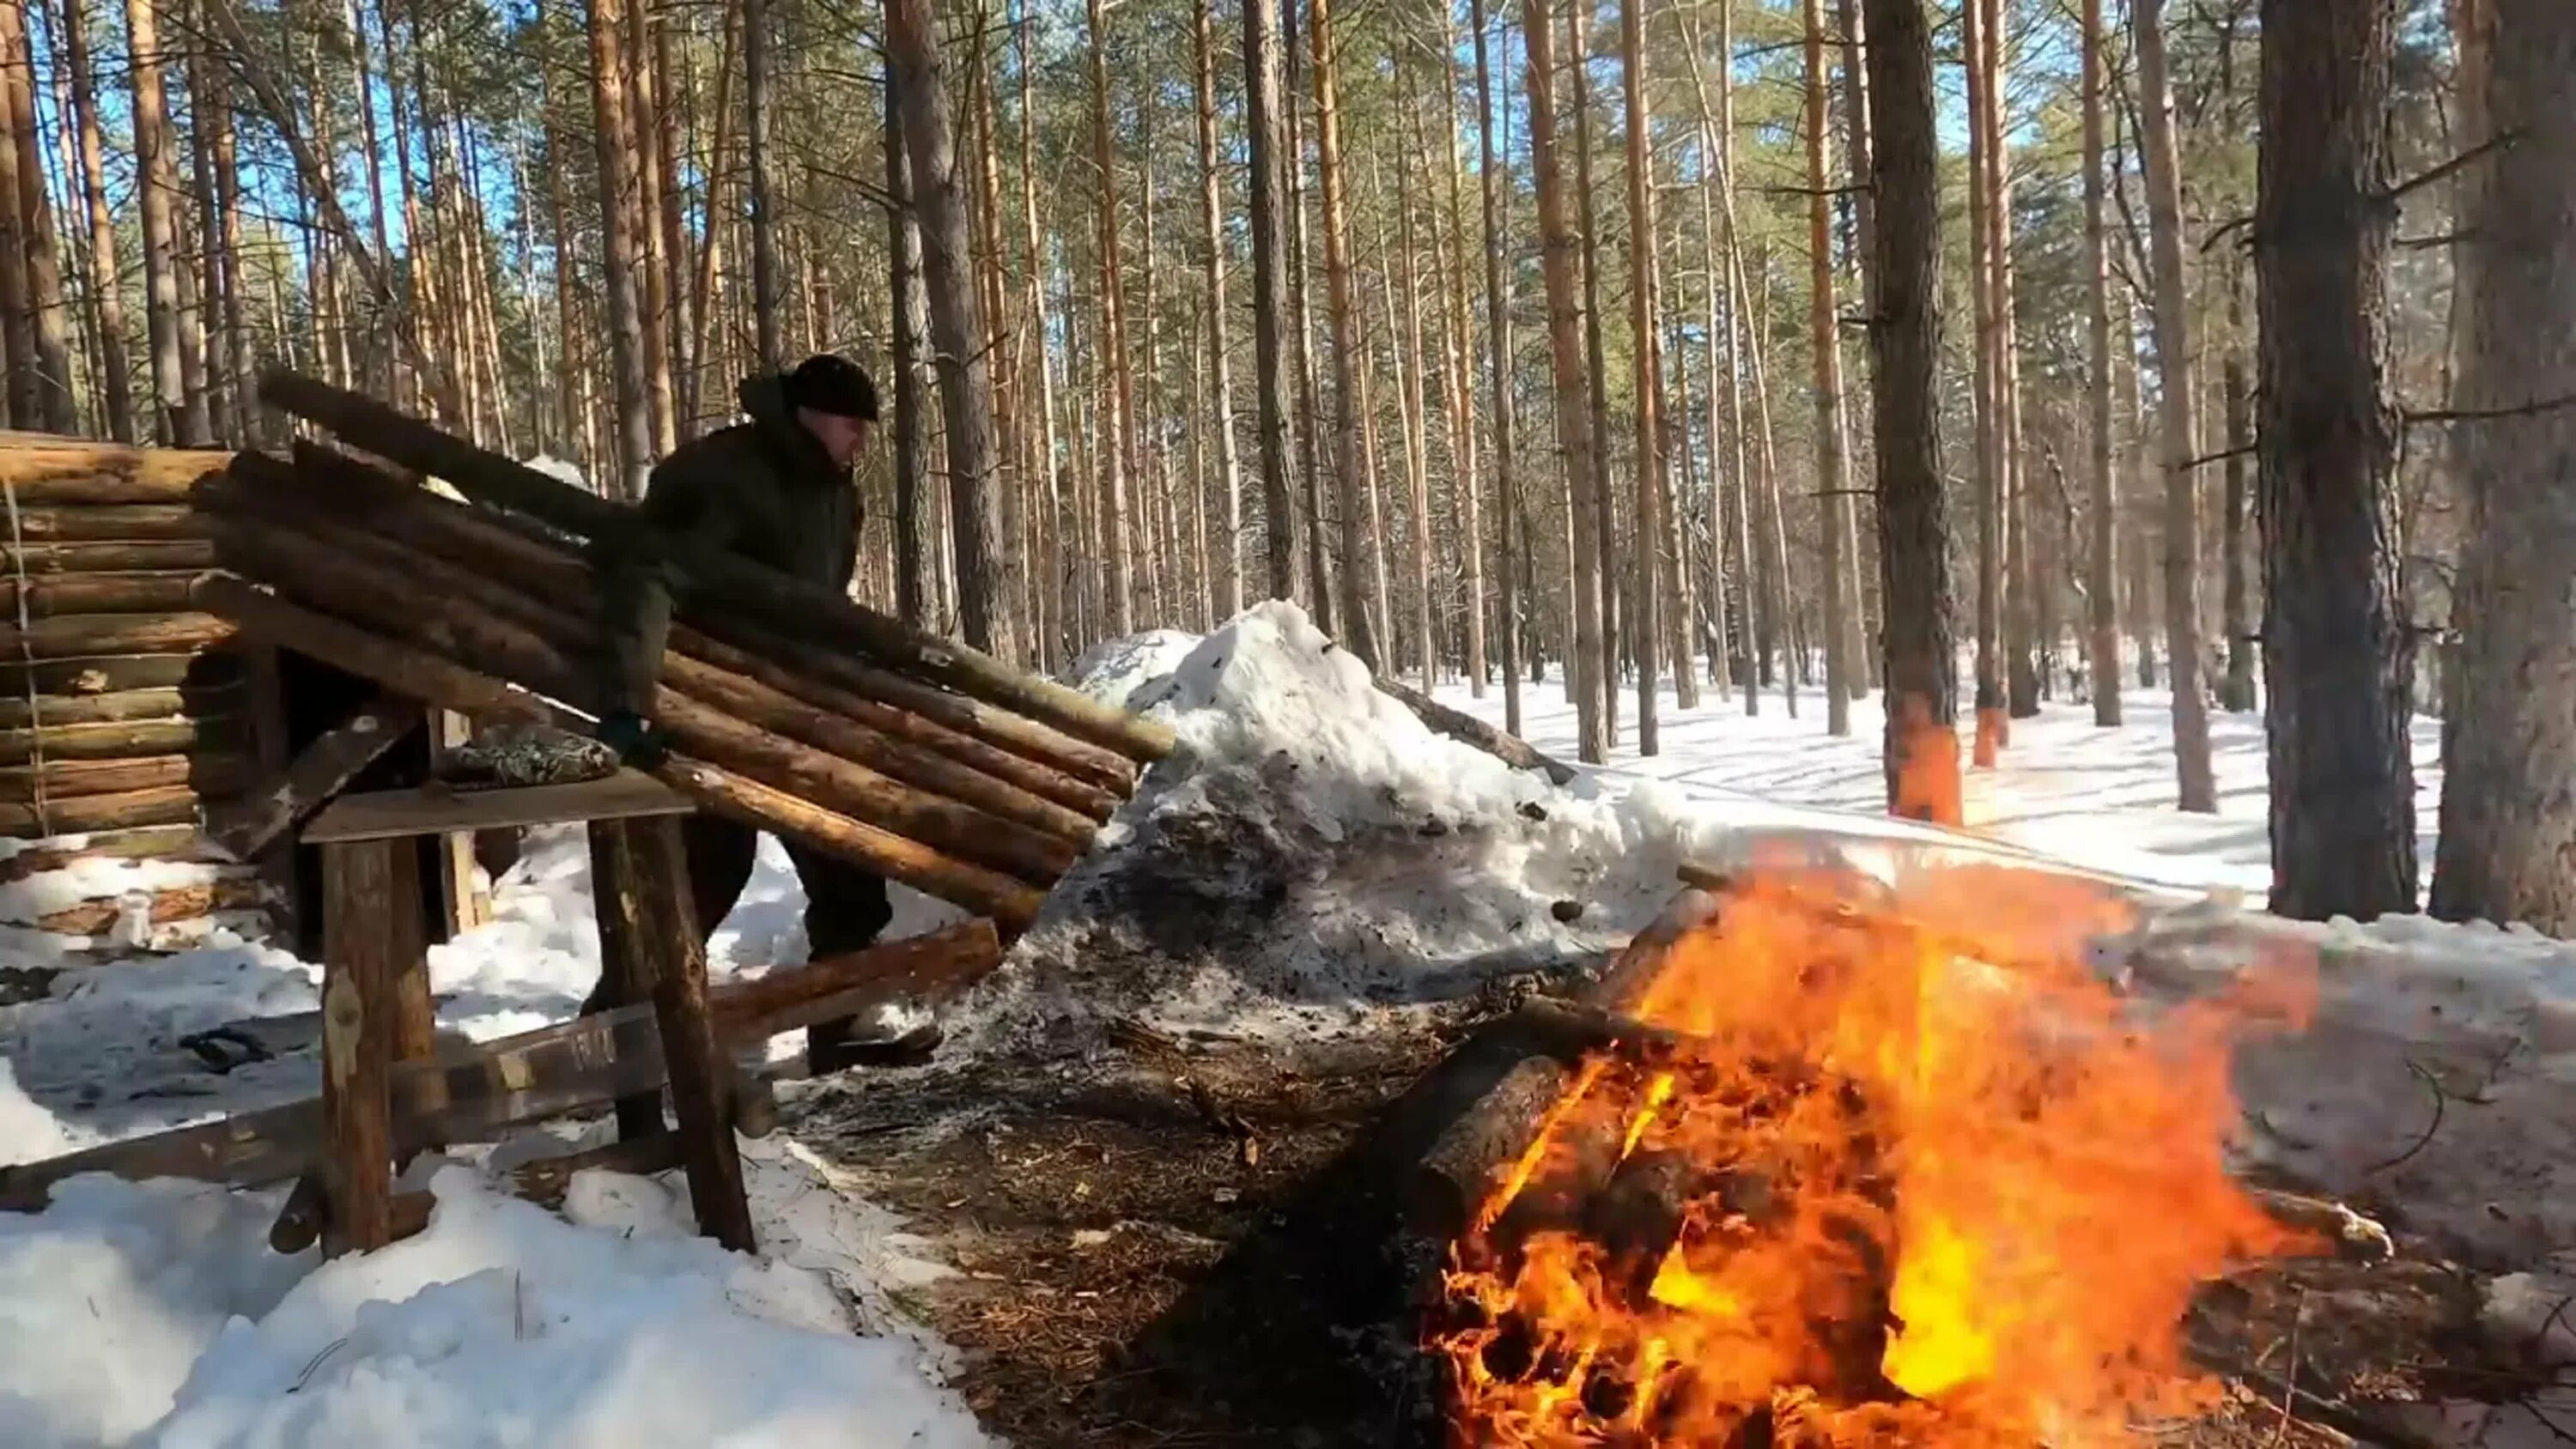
[
  {"x1": 519, "y1": 454, "x2": 590, "y2": 493},
  {"x1": 0, "y1": 859, "x2": 228, "y2": 930}
]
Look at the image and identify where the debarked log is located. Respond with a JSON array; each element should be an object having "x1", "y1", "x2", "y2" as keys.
[
  {"x1": 0, "y1": 612, "x2": 235, "y2": 660},
  {"x1": 0, "y1": 440, "x2": 228, "y2": 502},
  {"x1": 0, "y1": 921, "x2": 1007, "y2": 1213},
  {"x1": 0, "y1": 751, "x2": 250, "y2": 802},
  {"x1": 254, "y1": 372, "x2": 1176, "y2": 765},
  {"x1": 0, "y1": 715, "x2": 241, "y2": 764},
  {"x1": 0, "y1": 540, "x2": 220, "y2": 576},
  {"x1": 0, "y1": 573, "x2": 204, "y2": 617},
  {"x1": 223, "y1": 448, "x2": 1140, "y2": 809},
  {"x1": 191, "y1": 575, "x2": 1052, "y2": 931},
  {"x1": 0, "y1": 785, "x2": 206, "y2": 836},
  {"x1": 197, "y1": 506, "x2": 1086, "y2": 886}
]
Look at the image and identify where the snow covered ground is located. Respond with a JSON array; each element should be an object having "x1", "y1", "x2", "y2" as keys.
[{"x1": 2, "y1": 609, "x2": 2573, "y2": 1446}]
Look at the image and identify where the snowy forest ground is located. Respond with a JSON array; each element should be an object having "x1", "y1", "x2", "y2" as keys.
[{"x1": 3, "y1": 613, "x2": 2573, "y2": 1447}]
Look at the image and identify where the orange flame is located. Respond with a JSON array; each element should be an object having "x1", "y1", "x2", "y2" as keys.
[{"x1": 1434, "y1": 864, "x2": 2318, "y2": 1446}]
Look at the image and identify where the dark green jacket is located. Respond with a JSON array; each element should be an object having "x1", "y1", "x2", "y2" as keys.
[{"x1": 595, "y1": 373, "x2": 861, "y2": 715}]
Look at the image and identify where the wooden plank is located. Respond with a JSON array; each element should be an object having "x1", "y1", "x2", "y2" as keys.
[
  {"x1": 428, "y1": 710, "x2": 489, "y2": 934},
  {"x1": 300, "y1": 770, "x2": 693, "y2": 844},
  {"x1": 204, "y1": 696, "x2": 418, "y2": 859},
  {"x1": 627, "y1": 816, "x2": 755, "y2": 1252},
  {"x1": 0, "y1": 612, "x2": 235, "y2": 661},
  {"x1": 320, "y1": 841, "x2": 399, "y2": 1255},
  {"x1": 586, "y1": 821, "x2": 668, "y2": 1142}
]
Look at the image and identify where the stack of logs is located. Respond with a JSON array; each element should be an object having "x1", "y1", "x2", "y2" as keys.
[
  {"x1": 201, "y1": 374, "x2": 1176, "y2": 933},
  {"x1": 0, "y1": 433, "x2": 283, "y2": 944}
]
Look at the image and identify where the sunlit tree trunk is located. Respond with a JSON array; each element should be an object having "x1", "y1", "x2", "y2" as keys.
[
  {"x1": 1470, "y1": 0, "x2": 1524, "y2": 732},
  {"x1": 1802, "y1": 0, "x2": 1854, "y2": 739},
  {"x1": 1085, "y1": 0, "x2": 1136, "y2": 634},
  {"x1": 2081, "y1": 0, "x2": 2121, "y2": 724},
  {"x1": 60, "y1": 0, "x2": 133, "y2": 440},
  {"x1": 587, "y1": 0, "x2": 654, "y2": 497},
  {"x1": 1312, "y1": 0, "x2": 1377, "y2": 666},
  {"x1": 1620, "y1": 0, "x2": 1665, "y2": 750}
]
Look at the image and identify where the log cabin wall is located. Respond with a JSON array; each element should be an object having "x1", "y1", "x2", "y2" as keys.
[{"x1": 0, "y1": 433, "x2": 289, "y2": 946}]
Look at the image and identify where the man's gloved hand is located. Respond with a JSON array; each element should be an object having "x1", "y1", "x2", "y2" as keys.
[{"x1": 593, "y1": 709, "x2": 671, "y2": 771}]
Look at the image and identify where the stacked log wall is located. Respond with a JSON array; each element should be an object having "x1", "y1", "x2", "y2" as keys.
[{"x1": 0, "y1": 434, "x2": 287, "y2": 945}]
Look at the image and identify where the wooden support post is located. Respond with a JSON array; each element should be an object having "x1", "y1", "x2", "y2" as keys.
[
  {"x1": 319, "y1": 840, "x2": 400, "y2": 1256},
  {"x1": 587, "y1": 821, "x2": 668, "y2": 1142},
  {"x1": 626, "y1": 815, "x2": 756, "y2": 1251},
  {"x1": 431, "y1": 711, "x2": 492, "y2": 934}
]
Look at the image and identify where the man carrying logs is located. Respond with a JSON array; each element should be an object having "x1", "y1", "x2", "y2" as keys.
[{"x1": 586, "y1": 354, "x2": 901, "y2": 1073}]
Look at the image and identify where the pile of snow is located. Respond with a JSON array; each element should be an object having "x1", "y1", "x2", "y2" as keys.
[
  {"x1": 0, "y1": 1164, "x2": 986, "y2": 1448},
  {"x1": 959, "y1": 603, "x2": 1747, "y2": 1048}
]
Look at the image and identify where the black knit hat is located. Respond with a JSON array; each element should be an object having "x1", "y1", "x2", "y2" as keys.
[{"x1": 784, "y1": 354, "x2": 879, "y2": 421}]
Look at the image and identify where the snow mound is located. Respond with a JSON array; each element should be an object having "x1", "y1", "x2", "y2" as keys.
[
  {"x1": 960, "y1": 603, "x2": 1737, "y2": 1048},
  {"x1": 0, "y1": 1166, "x2": 987, "y2": 1449},
  {"x1": 519, "y1": 454, "x2": 589, "y2": 493},
  {"x1": 1065, "y1": 628, "x2": 1203, "y2": 706}
]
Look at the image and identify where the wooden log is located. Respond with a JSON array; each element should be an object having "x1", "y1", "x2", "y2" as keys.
[
  {"x1": 0, "y1": 540, "x2": 220, "y2": 576},
  {"x1": 0, "y1": 752, "x2": 250, "y2": 803},
  {"x1": 0, "y1": 686, "x2": 196, "y2": 730},
  {"x1": 235, "y1": 446, "x2": 1143, "y2": 801},
  {"x1": 0, "y1": 440, "x2": 228, "y2": 500},
  {"x1": 706, "y1": 920, "x2": 1001, "y2": 1033},
  {"x1": 0, "y1": 823, "x2": 207, "y2": 880},
  {"x1": 256, "y1": 372, "x2": 1177, "y2": 764},
  {"x1": 302, "y1": 772, "x2": 690, "y2": 845},
  {"x1": 0, "y1": 651, "x2": 239, "y2": 697},
  {"x1": 201, "y1": 482, "x2": 1114, "y2": 856},
  {"x1": 204, "y1": 697, "x2": 419, "y2": 859},
  {"x1": 0, "y1": 785, "x2": 202, "y2": 836},
  {"x1": 587, "y1": 821, "x2": 670, "y2": 1143},
  {"x1": 624, "y1": 816, "x2": 756, "y2": 1252},
  {"x1": 21, "y1": 874, "x2": 270, "y2": 934},
  {"x1": 193, "y1": 574, "x2": 1052, "y2": 930},
  {"x1": 201, "y1": 510, "x2": 1084, "y2": 883},
  {"x1": 0, "y1": 573, "x2": 204, "y2": 618},
  {"x1": 320, "y1": 841, "x2": 400, "y2": 1254},
  {"x1": 0, "y1": 612, "x2": 235, "y2": 661},
  {"x1": 1375, "y1": 675, "x2": 1578, "y2": 786},
  {"x1": 0, "y1": 504, "x2": 205, "y2": 542},
  {"x1": 1407, "y1": 888, "x2": 1728, "y2": 1240},
  {"x1": 0, "y1": 716, "x2": 240, "y2": 765}
]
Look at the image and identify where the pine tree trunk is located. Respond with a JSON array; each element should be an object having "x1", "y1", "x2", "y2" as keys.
[
  {"x1": 1984, "y1": 0, "x2": 2035, "y2": 723},
  {"x1": 2081, "y1": 0, "x2": 2121, "y2": 725},
  {"x1": 683, "y1": 6, "x2": 738, "y2": 422},
  {"x1": 2134, "y1": 0, "x2": 2218, "y2": 813},
  {"x1": 1567, "y1": 0, "x2": 1618, "y2": 745},
  {"x1": 1526, "y1": 0, "x2": 1608, "y2": 762},
  {"x1": 1836, "y1": 0, "x2": 1875, "y2": 702},
  {"x1": 1470, "y1": 0, "x2": 1523, "y2": 733},
  {"x1": 1802, "y1": 0, "x2": 1853, "y2": 740},
  {"x1": 622, "y1": 0, "x2": 674, "y2": 453},
  {"x1": 2255, "y1": 0, "x2": 2411, "y2": 919},
  {"x1": 1432, "y1": 24, "x2": 1487, "y2": 700},
  {"x1": 349, "y1": 0, "x2": 396, "y2": 401},
  {"x1": 536, "y1": 0, "x2": 586, "y2": 467},
  {"x1": 2221, "y1": 264, "x2": 2258, "y2": 713},
  {"x1": 204, "y1": 42, "x2": 258, "y2": 442},
  {"x1": 61, "y1": 0, "x2": 134, "y2": 441},
  {"x1": 1244, "y1": 0, "x2": 1297, "y2": 606},
  {"x1": 0, "y1": 9, "x2": 30, "y2": 428},
  {"x1": 1018, "y1": 3, "x2": 1067, "y2": 665},
  {"x1": 1285, "y1": 0, "x2": 1333, "y2": 631},
  {"x1": 1311, "y1": 0, "x2": 1377, "y2": 668},
  {"x1": 1394, "y1": 142, "x2": 1437, "y2": 691},
  {"x1": 1189, "y1": 0, "x2": 1245, "y2": 621},
  {"x1": 125, "y1": 0, "x2": 201, "y2": 446},
  {"x1": 1863, "y1": 0, "x2": 1959, "y2": 825},
  {"x1": 2431, "y1": 0, "x2": 2576, "y2": 933},
  {"x1": 741, "y1": 0, "x2": 782, "y2": 371},
  {"x1": 886, "y1": 0, "x2": 1018, "y2": 660},
  {"x1": 1084, "y1": 0, "x2": 1137, "y2": 636},
  {"x1": 1962, "y1": 0, "x2": 2001, "y2": 761},
  {"x1": 587, "y1": 0, "x2": 654, "y2": 499},
  {"x1": 1617, "y1": 0, "x2": 1664, "y2": 750},
  {"x1": 0, "y1": 0, "x2": 73, "y2": 432}
]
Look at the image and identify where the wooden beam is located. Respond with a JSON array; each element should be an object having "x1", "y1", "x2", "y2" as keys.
[
  {"x1": 627, "y1": 816, "x2": 756, "y2": 1252},
  {"x1": 0, "y1": 540, "x2": 219, "y2": 575},
  {"x1": 204, "y1": 696, "x2": 419, "y2": 859},
  {"x1": 0, "y1": 716, "x2": 241, "y2": 764},
  {"x1": 586, "y1": 821, "x2": 670, "y2": 1142},
  {"x1": 0, "y1": 686, "x2": 199, "y2": 730},
  {"x1": 319, "y1": 841, "x2": 400, "y2": 1255},
  {"x1": 0, "y1": 573, "x2": 204, "y2": 617},
  {"x1": 0, "y1": 504, "x2": 205, "y2": 541},
  {"x1": 0, "y1": 612, "x2": 235, "y2": 661},
  {"x1": 0, "y1": 651, "x2": 239, "y2": 697},
  {"x1": 0, "y1": 752, "x2": 249, "y2": 802},
  {"x1": 0, "y1": 440, "x2": 229, "y2": 500},
  {"x1": 0, "y1": 923, "x2": 1005, "y2": 1211},
  {"x1": 301, "y1": 769, "x2": 693, "y2": 844},
  {"x1": 0, "y1": 785, "x2": 204, "y2": 837}
]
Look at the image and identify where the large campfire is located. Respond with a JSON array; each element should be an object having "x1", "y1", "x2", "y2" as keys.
[{"x1": 1425, "y1": 864, "x2": 2323, "y2": 1446}]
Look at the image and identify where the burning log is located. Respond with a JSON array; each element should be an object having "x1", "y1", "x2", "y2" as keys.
[
  {"x1": 1409, "y1": 888, "x2": 1730, "y2": 1242},
  {"x1": 256, "y1": 370, "x2": 1176, "y2": 767},
  {"x1": 191, "y1": 575, "x2": 1050, "y2": 931}
]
